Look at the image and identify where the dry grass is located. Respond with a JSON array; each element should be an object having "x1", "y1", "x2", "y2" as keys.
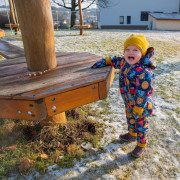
[{"x1": 0, "y1": 107, "x2": 104, "y2": 176}]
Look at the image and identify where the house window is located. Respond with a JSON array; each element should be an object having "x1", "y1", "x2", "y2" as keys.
[
  {"x1": 141, "y1": 11, "x2": 149, "y2": 21},
  {"x1": 127, "y1": 16, "x2": 131, "y2": 24},
  {"x1": 120, "y1": 16, "x2": 124, "y2": 24}
]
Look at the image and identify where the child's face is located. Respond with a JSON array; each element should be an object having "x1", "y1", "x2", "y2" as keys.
[{"x1": 124, "y1": 45, "x2": 142, "y2": 65}]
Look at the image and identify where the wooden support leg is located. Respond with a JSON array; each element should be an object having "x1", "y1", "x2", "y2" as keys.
[
  {"x1": 78, "y1": 0, "x2": 84, "y2": 36},
  {"x1": 80, "y1": 28, "x2": 84, "y2": 35},
  {"x1": 15, "y1": 27, "x2": 18, "y2": 35},
  {"x1": 41, "y1": 112, "x2": 67, "y2": 126}
]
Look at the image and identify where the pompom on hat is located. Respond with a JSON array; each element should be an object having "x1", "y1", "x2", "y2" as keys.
[{"x1": 124, "y1": 34, "x2": 149, "y2": 57}]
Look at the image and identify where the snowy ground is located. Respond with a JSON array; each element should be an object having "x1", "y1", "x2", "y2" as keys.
[{"x1": 3, "y1": 30, "x2": 180, "y2": 179}]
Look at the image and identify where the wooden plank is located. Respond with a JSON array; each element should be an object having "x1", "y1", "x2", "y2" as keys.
[
  {"x1": 5, "y1": 24, "x2": 19, "y2": 28},
  {"x1": 0, "y1": 62, "x2": 28, "y2": 78},
  {"x1": 0, "y1": 56, "x2": 107, "y2": 98},
  {"x1": 0, "y1": 98, "x2": 47, "y2": 121},
  {"x1": 99, "y1": 67, "x2": 114, "y2": 99},
  {"x1": 0, "y1": 63, "x2": 110, "y2": 99},
  {"x1": 0, "y1": 52, "x2": 100, "y2": 78},
  {"x1": 0, "y1": 39, "x2": 24, "y2": 59},
  {"x1": 73, "y1": 25, "x2": 91, "y2": 29},
  {"x1": 0, "y1": 51, "x2": 100, "y2": 72},
  {"x1": 0, "y1": 55, "x2": 101, "y2": 82},
  {"x1": 0, "y1": 52, "x2": 99, "y2": 67},
  {"x1": 56, "y1": 52, "x2": 100, "y2": 66},
  {"x1": 0, "y1": 52, "x2": 74, "y2": 67},
  {"x1": 14, "y1": 72, "x2": 107, "y2": 100},
  {"x1": 44, "y1": 83, "x2": 99, "y2": 116},
  {"x1": 0, "y1": 57, "x2": 25, "y2": 67}
]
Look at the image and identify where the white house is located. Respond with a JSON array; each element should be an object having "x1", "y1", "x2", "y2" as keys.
[{"x1": 97, "y1": 0, "x2": 180, "y2": 29}]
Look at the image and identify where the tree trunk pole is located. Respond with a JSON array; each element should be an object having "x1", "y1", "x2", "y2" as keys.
[
  {"x1": 14, "y1": 0, "x2": 66, "y2": 124},
  {"x1": 14, "y1": 0, "x2": 57, "y2": 72},
  {"x1": 78, "y1": 0, "x2": 84, "y2": 35}
]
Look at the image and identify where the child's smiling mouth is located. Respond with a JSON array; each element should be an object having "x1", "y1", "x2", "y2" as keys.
[{"x1": 128, "y1": 56, "x2": 135, "y2": 61}]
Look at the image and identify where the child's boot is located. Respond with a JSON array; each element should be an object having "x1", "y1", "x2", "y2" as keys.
[
  {"x1": 131, "y1": 146, "x2": 145, "y2": 158},
  {"x1": 119, "y1": 133, "x2": 136, "y2": 142}
]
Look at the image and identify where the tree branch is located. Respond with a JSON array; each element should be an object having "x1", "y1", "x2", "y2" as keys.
[
  {"x1": 97, "y1": 0, "x2": 111, "y2": 8},
  {"x1": 81, "y1": 0, "x2": 96, "y2": 10},
  {"x1": 52, "y1": 0, "x2": 96, "y2": 11},
  {"x1": 52, "y1": 0, "x2": 72, "y2": 9}
]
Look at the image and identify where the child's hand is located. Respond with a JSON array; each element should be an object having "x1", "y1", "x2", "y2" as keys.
[{"x1": 91, "y1": 58, "x2": 106, "y2": 68}]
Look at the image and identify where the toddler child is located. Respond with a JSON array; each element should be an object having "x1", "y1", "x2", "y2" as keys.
[{"x1": 92, "y1": 34, "x2": 156, "y2": 157}]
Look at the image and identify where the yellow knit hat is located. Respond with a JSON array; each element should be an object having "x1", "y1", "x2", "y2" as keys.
[{"x1": 124, "y1": 34, "x2": 149, "y2": 57}]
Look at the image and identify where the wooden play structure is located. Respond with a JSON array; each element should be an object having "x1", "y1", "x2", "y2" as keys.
[
  {"x1": 4, "y1": 0, "x2": 20, "y2": 35},
  {"x1": 0, "y1": 29, "x2": 5, "y2": 37},
  {"x1": 0, "y1": 0, "x2": 114, "y2": 124},
  {"x1": 5, "y1": 24, "x2": 20, "y2": 35},
  {"x1": 73, "y1": 0, "x2": 90, "y2": 35}
]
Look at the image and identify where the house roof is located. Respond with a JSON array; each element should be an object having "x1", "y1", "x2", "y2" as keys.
[{"x1": 149, "y1": 13, "x2": 180, "y2": 20}]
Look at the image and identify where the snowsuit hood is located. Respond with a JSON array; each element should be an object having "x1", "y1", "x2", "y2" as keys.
[{"x1": 140, "y1": 47, "x2": 156, "y2": 70}]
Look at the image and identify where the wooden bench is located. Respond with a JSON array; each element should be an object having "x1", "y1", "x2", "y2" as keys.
[
  {"x1": 5, "y1": 24, "x2": 20, "y2": 35},
  {"x1": 0, "y1": 51, "x2": 114, "y2": 121},
  {"x1": 0, "y1": 1, "x2": 114, "y2": 123},
  {"x1": 73, "y1": 25, "x2": 91, "y2": 35},
  {"x1": 73, "y1": 25, "x2": 91, "y2": 29},
  {"x1": 5, "y1": 24, "x2": 19, "y2": 28}
]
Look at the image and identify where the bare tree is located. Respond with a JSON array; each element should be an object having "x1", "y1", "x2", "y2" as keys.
[
  {"x1": 97, "y1": 0, "x2": 111, "y2": 8},
  {"x1": 51, "y1": 0, "x2": 96, "y2": 27}
]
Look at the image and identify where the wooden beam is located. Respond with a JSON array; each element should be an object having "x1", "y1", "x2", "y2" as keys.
[
  {"x1": 5, "y1": 24, "x2": 19, "y2": 28},
  {"x1": 73, "y1": 25, "x2": 91, "y2": 29},
  {"x1": 0, "y1": 98, "x2": 47, "y2": 121},
  {"x1": 44, "y1": 83, "x2": 99, "y2": 116}
]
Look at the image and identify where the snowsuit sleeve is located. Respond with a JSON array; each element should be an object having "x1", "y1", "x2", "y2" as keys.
[
  {"x1": 133, "y1": 69, "x2": 153, "y2": 119},
  {"x1": 91, "y1": 56, "x2": 123, "y2": 69}
]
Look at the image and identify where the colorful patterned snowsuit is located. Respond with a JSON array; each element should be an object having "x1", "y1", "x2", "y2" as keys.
[{"x1": 92, "y1": 47, "x2": 156, "y2": 147}]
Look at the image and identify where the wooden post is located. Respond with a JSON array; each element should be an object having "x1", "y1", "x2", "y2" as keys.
[
  {"x1": 9, "y1": 0, "x2": 17, "y2": 25},
  {"x1": 14, "y1": 0, "x2": 57, "y2": 72},
  {"x1": 8, "y1": 0, "x2": 18, "y2": 35},
  {"x1": 78, "y1": 0, "x2": 84, "y2": 35},
  {"x1": 14, "y1": 0, "x2": 66, "y2": 124}
]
